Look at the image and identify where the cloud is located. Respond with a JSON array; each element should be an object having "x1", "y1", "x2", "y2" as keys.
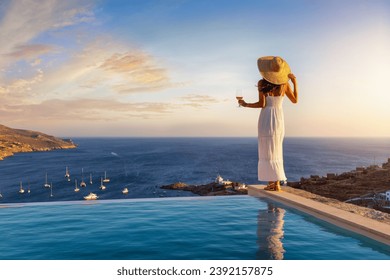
[
  {"x1": 1, "y1": 42, "x2": 175, "y2": 102},
  {"x1": 0, "y1": 93, "x2": 219, "y2": 125},
  {"x1": 100, "y1": 52, "x2": 148, "y2": 73},
  {"x1": 0, "y1": 0, "x2": 94, "y2": 69},
  {"x1": 112, "y1": 83, "x2": 171, "y2": 95},
  {"x1": 0, "y1": 98, "x2": 173, "y2": 122},
  {"x1": 0, "y1": 69, "x2": 44, "y2": 99},
  {"x1": 0, "y1": 0, "x2": 175, "y2": 114},
  {"x1": 52, "y1": 6, "x2": 95, "y2": 28},
  {"x1": 0, "y1": 1, "x2": 180, "y2": 131},
  {"x1": 100, "y1": 51, "x2": 171, "y2": 93},
  {"x1": 43, "y1": 45, "x2": 174, "y2": 96},
  {"x1": 5, "y1": 44, "x2": 55, "y2": 60},
  {"x1": 179, "y1": 94, "x2": 219, "y2": 108}
]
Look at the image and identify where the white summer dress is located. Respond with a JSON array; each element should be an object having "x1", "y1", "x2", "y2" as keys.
[{"x1": 258, "y1": 95, "x2": 287, "y2": 181}]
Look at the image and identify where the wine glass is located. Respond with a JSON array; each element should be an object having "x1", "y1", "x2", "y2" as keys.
[{"x1": 236, "y1": 89, "x2": 243, "y2": 107}]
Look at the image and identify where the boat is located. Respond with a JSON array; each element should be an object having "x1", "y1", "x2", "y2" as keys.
[
  {"x1": 80, "y1": 168, "x2": 86, "y2": 187},
  {"x1": 19, "y1": 181, "x2": 25, "y2": 194},
  {"x1": 89, "y1": 173, "x2": 93, "y2": 185},
  {"x1": 103, "y1": 171, "x2": 110, "y2": 183},
  {"x1": 99, "y1": 177, "x2": 106, "y2": 190},
  {"x1": 84, "y1": 192, "x2": 98, "y2": 200},
  {"x1": 27, "y1": 182, "x2": 31, "y2": 194},
  {"x1": 44, "y1": 172, "x2": 50, "y2": 188},
  {"x1": 50, "y1": 183, "x2": 54, "y2": 197},
  {"x1": 65, "y1": 166, "x2": 70, "y2": 181},
  {"x1": 74, "y1": 179, "x2": 80, "y2": 192},
  {"x1": 122, "y1": 187, "x2": 129, "y2": 194}
]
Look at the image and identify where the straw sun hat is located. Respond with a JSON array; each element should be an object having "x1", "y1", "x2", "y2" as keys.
[{"x1": 257, "y1": 56, "x2": 291, "y2": 85}]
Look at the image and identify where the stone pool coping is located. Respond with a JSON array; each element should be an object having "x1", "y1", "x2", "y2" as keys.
[{"x1": 248, "y1": 185, "x2": 390, "y2": 246}]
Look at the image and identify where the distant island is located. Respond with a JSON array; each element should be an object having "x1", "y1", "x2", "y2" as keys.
[{"x1": 0, "y1": 124, "x2": 76, "y2": 160}]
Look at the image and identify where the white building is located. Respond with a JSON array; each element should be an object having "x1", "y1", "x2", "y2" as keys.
[
  {"x1": 215, "y1": 175, "x2": 232, "y2": 186},
  {"x1": 215, "y1": 175, "x2": 224, "y2": 184},
  {"x1": 234, "y1": 183, "x2": 247, "y2": 190}
]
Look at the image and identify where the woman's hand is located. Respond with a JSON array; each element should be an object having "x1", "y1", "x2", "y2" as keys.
[
  {"x1": 288, "y1": 73, "x2": 296, "y2": 81},
  {"x1": 238, "y1": 99, "x2": 246, "y2": 107}
]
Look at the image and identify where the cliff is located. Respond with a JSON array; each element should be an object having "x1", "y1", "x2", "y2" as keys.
[{"x1": 0, "y1": 124, "x2": 76, "y2": 160}]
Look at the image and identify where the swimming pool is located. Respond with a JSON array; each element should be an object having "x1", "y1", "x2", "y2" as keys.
[{"x1": 0, "y1": 195, "x2": 389, "y2": 260}]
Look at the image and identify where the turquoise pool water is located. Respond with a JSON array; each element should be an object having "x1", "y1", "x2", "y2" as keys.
[{"x1": 0, "y1": 196, "x2": 389, "y2": 260}]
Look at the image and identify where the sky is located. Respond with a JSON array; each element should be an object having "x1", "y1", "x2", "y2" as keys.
[{"x1": 0, "y1": 0, "x2": 389, "y2": 137}]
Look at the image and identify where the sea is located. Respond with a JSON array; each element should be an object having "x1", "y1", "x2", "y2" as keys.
[
  {"x1": 0, "y1": 137, "x2": 390, "y2": 204},
  {"x1": 1, "y1": 137, "x2": 390, "y2": 261}
]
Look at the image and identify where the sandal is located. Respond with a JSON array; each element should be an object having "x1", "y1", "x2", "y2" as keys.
[
  {"x1": 274, "y1": 182, "x2": 282, "y2": 192},
  {"x1": 264, "y1": 182, "x2": 275, "y2": 191}
]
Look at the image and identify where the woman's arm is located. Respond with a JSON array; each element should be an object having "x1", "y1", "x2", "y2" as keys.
[
  {"x1": 285, "y1": 73, "x2": 298, "y2": 103},
  {"x1": 238, "y1": 86, "x2": 266, "y2": 108}
]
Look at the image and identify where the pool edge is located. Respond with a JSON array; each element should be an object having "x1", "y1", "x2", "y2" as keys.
[{"x1": 248, "y1": 185, "x2": 390, "y2": 246}]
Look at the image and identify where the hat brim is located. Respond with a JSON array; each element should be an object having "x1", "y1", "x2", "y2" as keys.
[{"x1": 257, "y1": 56, "x2": 291, "y2": 85}]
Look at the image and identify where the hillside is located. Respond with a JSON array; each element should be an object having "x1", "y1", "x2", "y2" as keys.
[
  {"x1": 0, "y1": 124, "x2": 76, "y2": 160},
  {"x1": 288, "y1": 159, "x2": 390, "y2": 212}
]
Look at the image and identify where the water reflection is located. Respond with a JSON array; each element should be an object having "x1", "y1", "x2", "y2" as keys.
[{"x1": 257, "y1": 202, "x2": 286, "y2": 260}]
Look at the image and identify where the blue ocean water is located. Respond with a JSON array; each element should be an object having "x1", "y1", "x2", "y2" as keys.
[
  {"x1": 0, "y1": 137, "x2": 390, "y2": 203},
  {"x1": 1, "y1": 138, "x2": 390, "y2": 260},
  {"x1": 0, "y1": 196, "x2": 389, "y2": 260}
]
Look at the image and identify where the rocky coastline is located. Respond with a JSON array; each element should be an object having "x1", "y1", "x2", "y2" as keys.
[
  {"x1": 161, "y1": 180, "x2": 248, "y2": 196},
  {"x1": 0, "y1": 124, "x2": 76, "y2": 160},
  {"x1": 287, "y1": 158, "x2": 390, "y2": 213}
]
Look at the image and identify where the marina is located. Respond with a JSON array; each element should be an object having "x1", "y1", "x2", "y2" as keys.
[{"x1": 0, "y1": 162, "x2": 143, "y2": 201}]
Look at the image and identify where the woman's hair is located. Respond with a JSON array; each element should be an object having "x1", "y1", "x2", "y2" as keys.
[{"x1": 258, "y1": 79, "x2": 281, "y2": 94}]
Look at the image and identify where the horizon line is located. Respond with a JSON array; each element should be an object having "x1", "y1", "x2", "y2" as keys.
[{"x1": 59, "y1": 135, "x2": 390, "y2": 139}]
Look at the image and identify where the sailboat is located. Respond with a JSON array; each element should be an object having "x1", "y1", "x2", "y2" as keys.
[
  {"x1": 0, "y1": 186, "x2": 3, "y2": 198},
  {"x1": 80, "y1": 168, "x2": 86, "y2": 187},
  {"x1": 44, "y1": 172, "x2": 51, "y2": 188},
  {"x1": 74, "y1": 179, "x2": 80, "y2": 192},
  {"x1": 65, "y1": 166, "x2": 70, "y2": 181},
  {"x1": 89, "y1": 173, "x2": 93, "y2": 185},
  {"x1": 99, "y1": 177, "x2": 106, "y2": 190},
  {"x1": 27, "y1": 182, "x2": 31, "y2": 194},
  {"x1": 102, "y1": 171, "x2": 110, "y2": 183},
  {"x1": 19, "y1": 181, "x2": 25, "y2": 194},
  {"x1": 50, "y1": 183, "x2": 54, "y2": 197}
]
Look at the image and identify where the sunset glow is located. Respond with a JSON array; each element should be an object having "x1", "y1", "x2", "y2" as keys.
[{"x1": 1, "y1": 0, "x2": 389, "y2": 137}]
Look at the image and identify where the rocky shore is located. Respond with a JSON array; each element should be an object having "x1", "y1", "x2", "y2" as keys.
[
  {"x1": 161, "y1": 180, "x2": 248, "y2": 196},
  {"x1": 282, "y1": 186, "x2": 390, "y2": 225},
  {"x1": 0, "y1": 124, "x2": 76, "y2": 160},
  {"x1": 287, "y1": 158, "x2": 390, "y2": 213}
]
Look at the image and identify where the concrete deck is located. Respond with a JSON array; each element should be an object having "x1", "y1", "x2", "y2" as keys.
[{"x1": 248, "y1": 185, "x2": 390, "y2": 246}]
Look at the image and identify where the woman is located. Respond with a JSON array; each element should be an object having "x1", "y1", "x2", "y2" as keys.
[{"x1": 238, "y1": 56, "x2": 298, "y2": 191}]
